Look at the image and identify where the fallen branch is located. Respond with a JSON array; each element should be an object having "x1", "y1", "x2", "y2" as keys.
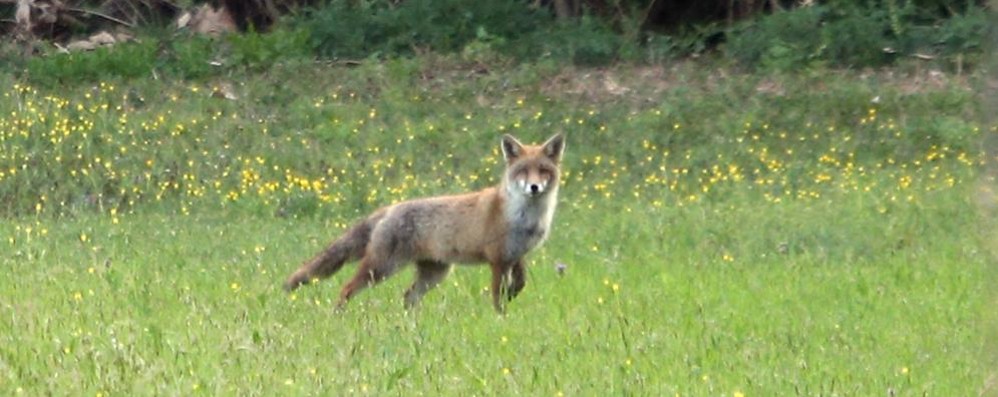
[{"x1": 66, "y1": 6, "x2": 135, "y2": 27}]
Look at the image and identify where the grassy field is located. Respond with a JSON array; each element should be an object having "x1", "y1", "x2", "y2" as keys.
[{"x1": 0, "y1": 57, "x2": 995, "y2": 395}]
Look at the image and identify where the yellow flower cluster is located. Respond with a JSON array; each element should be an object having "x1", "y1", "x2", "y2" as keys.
[
  {"x1": 0, "y1": 82, "x2": 985, "y2": 225},
  {"x1": 569, "y1": 112, "x2": 983, "y2": 208}
]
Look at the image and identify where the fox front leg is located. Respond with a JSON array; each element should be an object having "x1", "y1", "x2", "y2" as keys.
[
  {"x1": 489, "y1": 262, "x2": 509, "y2": 313},
  {"x1": 507, "y1": 260, "x2": 526, "y2": 301},
  {"x1": 489, "y1": 259, "x2": 526, "y2": 313}
]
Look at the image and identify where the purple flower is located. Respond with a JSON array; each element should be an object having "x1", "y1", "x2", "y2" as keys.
[{"x1": 555, "y1": 262, "x2": 567, "y2": 276}]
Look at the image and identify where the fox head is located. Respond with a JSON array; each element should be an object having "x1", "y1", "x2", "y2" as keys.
[{"x1": 500, "y1": 133, "x2": 565, "y2": 198}]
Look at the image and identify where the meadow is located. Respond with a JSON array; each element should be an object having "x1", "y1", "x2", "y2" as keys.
[{"x1": 0, "y1": 57, "x2": 995, "y2": 395}]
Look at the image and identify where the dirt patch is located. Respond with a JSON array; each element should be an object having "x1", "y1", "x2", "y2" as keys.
[
  {"x1": 859, "y1": 67, "x2": 972, "y2": 96},
  {"x1": 540, "y1": 65, "x2": 674, "y2": 104}
]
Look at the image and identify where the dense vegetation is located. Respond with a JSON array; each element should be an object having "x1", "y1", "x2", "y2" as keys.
[{"x1": 4, "y1": 0, "x2": 991, "y2": 86}]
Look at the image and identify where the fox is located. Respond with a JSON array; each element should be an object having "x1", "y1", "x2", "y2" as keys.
[{"x1": 283, "y1": 133, "x2": 565, "y2": 313}]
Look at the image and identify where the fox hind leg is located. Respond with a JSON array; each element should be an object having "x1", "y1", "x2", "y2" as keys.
[
  {"x1": 336, "y1": 251, "x2": 405, "y2": 310},
  {"x1": 404, "y1": 261, "x2": 451, "y2": 309}
]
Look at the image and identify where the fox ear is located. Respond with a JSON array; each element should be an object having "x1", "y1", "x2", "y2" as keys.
[
  {"x1": 542, "y1": 133, "x2": 565, "y2": 163},
  {"x1": 501, "y1": 134, "x2": 524, "y2": 162}
]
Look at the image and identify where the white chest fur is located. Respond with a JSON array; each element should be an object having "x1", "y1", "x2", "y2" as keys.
[{"x1": 502, "y1": 187, "x2": 558, "y2": 262}]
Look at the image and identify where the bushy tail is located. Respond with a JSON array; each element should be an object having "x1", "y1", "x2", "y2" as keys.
[{"x1": 283, "y1": 211, "x2": 384, "y2": 292}]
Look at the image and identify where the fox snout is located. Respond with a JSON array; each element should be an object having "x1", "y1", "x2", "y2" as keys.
[{"x1": 517, "y1": 178, "x2": 549, "y2": 196}]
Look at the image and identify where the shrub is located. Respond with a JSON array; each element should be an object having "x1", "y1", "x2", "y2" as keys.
[
  {"x1": 21, "y1": 37, "x2": 218, "y2": 87},
  {"x1": 725, "y1": 6, "x2": 825, "y2": 71},
  {"x1": 227, "y1": 27, "x2": 312, "y2": 70},
  {"x1": 510, "y1": 16, "x2": 629, "y2": 65},
  {"x1": 820, "y1": 6, "x2": 892, "y2": 67},
  {"x1": 161, "y1": 36, "x2": 218, "y2": 80},
  {"x1": 25, "y1": 41, "x2": 159, "y2": 86},
  {"x1": 20, "y1": 27, "x2": 315, "y2": 87},
  {"x1": 304, "y1": 0, "x2": 647, "y2": 66},
  {"x1": 935, "y1": 7, "x2": 990, "y2": 57},
  {"x1": 726, "y1": 3, "x2": 990, "y2": 71},
  {"x1": 306, "y1": 0, "x2": 548, "y2": 59}
]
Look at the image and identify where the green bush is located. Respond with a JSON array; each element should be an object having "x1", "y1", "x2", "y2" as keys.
[
  {"x1": 20, "y1": 27, "x2": 316, "y2": 87},
  {"x1": 647, "y1": 22, "x2": 726, "y2": 61},
  {"x1": 161, "y1": 36, "x2": 218, "y2": 79},
  {"x1": 25, "y1": 41, "x2": 158, "y2": 86},
  {"x1": 510, "y1": 16, "x2": 629, "y2": 65},
  {"x1": 726, "y1": 6, "x2": 825, "y2": 71},
  {"x1": 14, "y1": 0, "x2": 990, "y2": 83},
  {"x1": 935, "y1": 7, "x2": 990, "y2": 57},
  {"x1": 726, "y1": 4, "x2": 990, "y2": 71},
  {"x1": 304, "y1": 0, "x2": 646, "y2": 65},
  {"x1": 21, "y1": 37, "x2": 218, "y2": 86},
  {"x1": 820, "y1": 7, "x2": 891, "y2": 67},
  {"x1": 227, "y1": 28, "x2": 312, "y2": 70},
  {"x1": 306, "y1": 0, "x2": 548, "y2": 59}
]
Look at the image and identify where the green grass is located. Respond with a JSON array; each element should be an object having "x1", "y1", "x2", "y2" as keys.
[
  {"x1": 0, "y1": 193, "x2": 987, "y2": 395},
  {"x1": 0, "y1": 56, "x2": 994, "y2": 395}
]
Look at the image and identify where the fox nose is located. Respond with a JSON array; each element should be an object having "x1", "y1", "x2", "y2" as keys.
[{"x1": 529, "y1": 184, "x2": 541, "y2": 194}]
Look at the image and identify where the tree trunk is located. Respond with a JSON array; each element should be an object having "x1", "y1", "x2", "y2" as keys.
[{"x1": 553, "y1": 0, "x2": 573, "y2": 19}]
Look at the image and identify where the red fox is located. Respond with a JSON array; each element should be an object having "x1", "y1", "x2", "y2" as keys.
[{"x1": 283, "y1": 133, "x2": 565, "y2": 312}]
